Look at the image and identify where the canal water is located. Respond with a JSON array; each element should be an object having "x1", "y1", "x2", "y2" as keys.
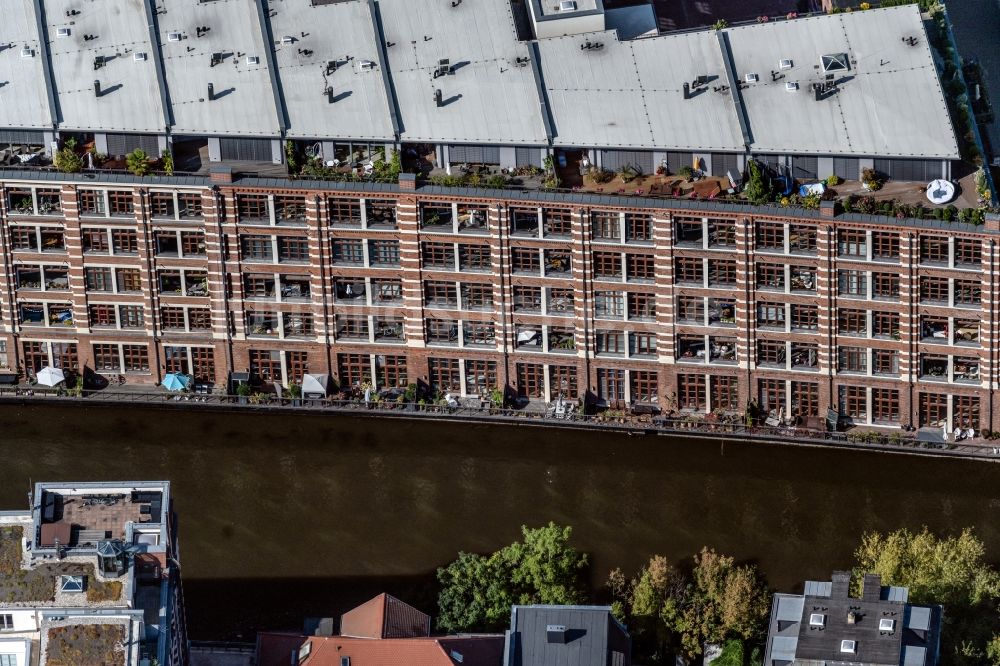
[{"x1": 1, "y1": 403, "x2": 999, "y2": 640}]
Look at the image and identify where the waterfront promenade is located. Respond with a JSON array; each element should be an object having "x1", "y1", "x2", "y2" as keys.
[{"x1": 2, "y1": 384, "x2": 999, "y2": 461}]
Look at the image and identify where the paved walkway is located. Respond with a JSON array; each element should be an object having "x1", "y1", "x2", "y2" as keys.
[{"x1": 946, "y1": 0, "x2": 1000, "y2": 163}]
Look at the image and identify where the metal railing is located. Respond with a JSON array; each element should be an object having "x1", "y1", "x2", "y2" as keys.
[{"x1": 0, "y1": 385, "x2": 995, "y2": 458}]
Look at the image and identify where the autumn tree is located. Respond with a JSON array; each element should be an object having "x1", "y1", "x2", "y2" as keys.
[{"x1": 608, "y1": 549, "x2": 770, "y2": 663}]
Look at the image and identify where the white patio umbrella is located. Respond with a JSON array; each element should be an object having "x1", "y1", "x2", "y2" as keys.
[{"x1": 36, "y1": 366, "x2": 65, "y2": 387}]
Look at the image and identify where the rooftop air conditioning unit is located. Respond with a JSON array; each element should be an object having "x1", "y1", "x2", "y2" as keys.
[
  {"x1": 167, "y1": 31, "x2": 182, "y2": 42},
  {"x1": 879, "y1": 618, "x2": 895, "y2": 632},
  {"x1": 57, "y1": 27, "x2": 71, "y2": 38},
  {"x1": 840, "y1": 640, "x2": 857, "y2": 653},
  {"x1": 559, "y1": 0, "x2": 577, "y2": 10},
  {"x1": 809, "y1": 613, "x2": 826, "y2": 627},
  {"x1": 246, "y1": 55, "x2": 260, "y2": 65},
  {"x1": 133, "y1": 52, "x2": 147, "y2": 62},
  {"x1": 745, "y1": 72, "x2": 759, "y2": 83},
  {"x1": 785, "y1": 81, "x2": 799, "y2": 91},
  {"x1": 779, "y1": 58, "x2": 793, "y2": 69}
]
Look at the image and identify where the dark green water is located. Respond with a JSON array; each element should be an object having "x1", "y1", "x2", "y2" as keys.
[{"x1": 1, "y1": 403, "x2": 999, "y2": 640}]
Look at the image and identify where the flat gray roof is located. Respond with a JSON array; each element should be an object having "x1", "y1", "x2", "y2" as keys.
[
  {"x1": 0, "y1": 1, "x2": 960, "y2": 159},
  {"x1": 726, "y1": 5, "x2": 959, "y2": 158},
  {"x1": 0, "y1": 0, "x2": 54, "y2": 131},
  {"x1": 158, "y1": 0, "x2": 280, "y2": 136},
  {"x1": 269, "y1": 0, "x2": 395, "y2": 141},
  {"x1": 378, "y1": 0, "x2": 549, "y2": 145},
  {"x1": 536, "y1": 28, "x2": 746, "y2": 150}
]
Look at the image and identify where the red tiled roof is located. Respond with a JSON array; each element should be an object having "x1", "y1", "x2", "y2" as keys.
[
  {"x1": 340, "y1": 593, "x2": 430, "y2": 639},
  {"x1": 256, "y1": 634, "x2": 505, "y2": 666}
]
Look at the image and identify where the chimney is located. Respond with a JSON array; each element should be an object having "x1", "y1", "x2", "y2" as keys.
[
  {"x1": 209, "y1": 166, "x2": 233, "y2": 184},
  {"x1": 986, "y1": 212, "x2": 1000, "y2": 232},
  {"x1": 434, "y1": 89, "x2": 443, "y2": 107},
  {"x1": 863, "y1": 573, "x2": 882, "y2": 601},
  {"x1": 682, "y1": 82, "x2": 690, "y2": 100},
  {"x1": 94, "y1": 79, "x2": 102, "y2": 97},
  {"x1": 847, "y1": 610, "x2": 857, "y2": 625},
  {"x1": 207, "y1": 83, "x2": 215, "y2": 101},
  {"x1": 819, "y1": 199, "x2": 837, "y2": 218},
  {"x1": 398, "y1": 173, "x2": 417, "y2": 191},
  {"x1": 831, "y1": 571, "x2": 851, "y2": 599}
]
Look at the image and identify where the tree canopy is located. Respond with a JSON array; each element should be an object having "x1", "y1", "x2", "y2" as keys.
[
  {"x1": 435, "y1": 522, "x2": 588, "y2": 632},
  {"x1": 608, "y1": 548, "x2": 770, "y2": 663},
  {"x1": 853, "y1": 527, "x2": 1000, "y2": 665}
]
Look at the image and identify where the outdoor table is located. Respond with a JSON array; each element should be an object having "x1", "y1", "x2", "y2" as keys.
[{"x1": 926, "y1": 179, "x2": 955, "y2": 204}]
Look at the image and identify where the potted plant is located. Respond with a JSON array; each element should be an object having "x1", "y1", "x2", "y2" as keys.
[
  {"x1": 235, "y1": 382, "x2": 251, "y2": 405},
  {"x1": 287, "y1": 382, "x2": 302, "y2": 406},
  {"x1": 678, "y1": 165, "x2": 694, "y2": 181}
]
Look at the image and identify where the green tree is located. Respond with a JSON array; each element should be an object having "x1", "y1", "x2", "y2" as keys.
[
  {"x1": 744, "y1": 159, "x2": 770, "y2": 205},
  {"x1": 126, "y1": 149, "x2": 150, "y2": 177},
  {"x1": 854, "y1": 527, "x2": 1000, "y2": 665},
  {"x1": 436, "y1": 523, "x2": 588, "y2": 632},
  {"x1": 54, "y1": 147, "x2": 82, "y2": 173}
]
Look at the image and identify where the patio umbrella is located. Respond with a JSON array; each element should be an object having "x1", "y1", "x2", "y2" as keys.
[
  {"x1": 36, "y1": 366, "x2": 65, "y2": 387},
  {"x1": 162, "y1": 373, "x2": 191, "y2": 391}
]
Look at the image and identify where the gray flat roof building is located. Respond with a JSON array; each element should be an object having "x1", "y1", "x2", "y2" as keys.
[
  {"x1": 503, "y1": 605, "x2": 630, "y2": 666},
  {"x1": 158, "y1": 0, "x2": 281, "y2": 137},
  {"x1": 0, "y1": 0, "x2": 55, "y2": 133},
  {"x1": 0, "y1": 0, "x2": 960, "y2": 162},
  {"x1": 764, "y1": 571, "x2": 942, "y2": 666},
  {"x1": 43, "y1": 0, "x2": 167, "y2": 133}
]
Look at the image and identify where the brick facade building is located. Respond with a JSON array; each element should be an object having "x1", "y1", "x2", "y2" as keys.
[{"x1": 0, "y1": 172, "x2": 995, "y2": 434}]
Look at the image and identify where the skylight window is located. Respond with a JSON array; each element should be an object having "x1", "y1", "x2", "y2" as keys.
[
  {"x1": 779, "y1": 59, "x2": 793, "y2": 69},
  {"x1": 785, "y1": 82, "x2": 799, "y2": 92},
  {"x1": 246, "y1": 56, "x2": 260, "y2": 65},
  {"x1": 821, "y1": 53, "x2": 850, "y2": 73},
  {"x1": 840, "y1": 640, "x2": 856, "y2": 653},
  {"x1": 745, "y1": 73, "x2": 759, "y2": 83},
  {"x1": 809, "y1": 613, "x2": 826, "y2": 627},
  {"x1": 879, "y1": 618, "x2": 895, "y2": 632},
  {"x1": 167, "y1": 31, "x2": 182, "y2": 42},
  {"x1": 56, "y1": 27, "x2": 71, "y2": 38}
]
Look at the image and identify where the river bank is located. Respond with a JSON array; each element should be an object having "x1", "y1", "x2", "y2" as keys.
[{"x1": 1, "y1": 386, "x2": 998, "y2": 462}]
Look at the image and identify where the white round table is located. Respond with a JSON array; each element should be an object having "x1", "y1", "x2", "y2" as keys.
[{"x1": 926, "y1": 179, "x2": 955, "y2": 205}]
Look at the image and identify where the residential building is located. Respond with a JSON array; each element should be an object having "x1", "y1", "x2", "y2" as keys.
[
  {"x1": 503, "y1": 605, "x2": 630, "y2": 666},
  {"x1": 0, "y1": 0, "x2": 993, "y2": 434},
  {"x1": 255, "y1": 593, "x2": 504, "y2": 665},
  {"x1": 763, "y1": 571, "x2": 942, "y2": 666},
  {"x1": 0, "y1": 481, "x2": 187, "y2": 666}
]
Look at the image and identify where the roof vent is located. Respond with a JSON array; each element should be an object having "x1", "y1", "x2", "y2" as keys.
[
  {"x1": 785, "y1": 81, "x2": 799, "y2": 91},
  {"x1": 745, "y1": 72, "x2": 759, "y2": 83},
  {"x1": 809, "y1": 613, "x2": 826, "y2": 627},
  {"x1": 167, "y1": 31, "x2": 182, "y2": 42},
  {"x1": 879, "y1": 618, "x2": 895, "y2": 632},
  {"x1": 57, "y1": 27, "x2": 71, "y2": 38},
  {"x1": 546, "y1": 624, "x2": 568, "y2": 644},
  {"x1": 779, "y1": 58, "x2": 793, "y2": 69},
  {"x1": 246, "y1": 55, "x2": 260, "y2": 65},
  {"x1": 559, "y1": 0, "x2": 577, "y2": 10},
  {"x1": 840, "y1": 640, "x2": 857, "y2": 653},
  {"x1": 281, "y1": 35, "x2": 295, "y2": 45},
  {"x1": 20, "y1": 46, "x2": 34, "y2": 58},
  {"x1": 133, "y1": 52, "x2": 147, "y2": 62}
]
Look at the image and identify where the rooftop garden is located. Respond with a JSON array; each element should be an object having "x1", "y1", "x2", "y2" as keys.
[
  {"x1": 0, "y1": 526, "x2": 123, "y2": 604},
  {"x1": 45, "y1": 624, "x2": 126, "y2": 666}
]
